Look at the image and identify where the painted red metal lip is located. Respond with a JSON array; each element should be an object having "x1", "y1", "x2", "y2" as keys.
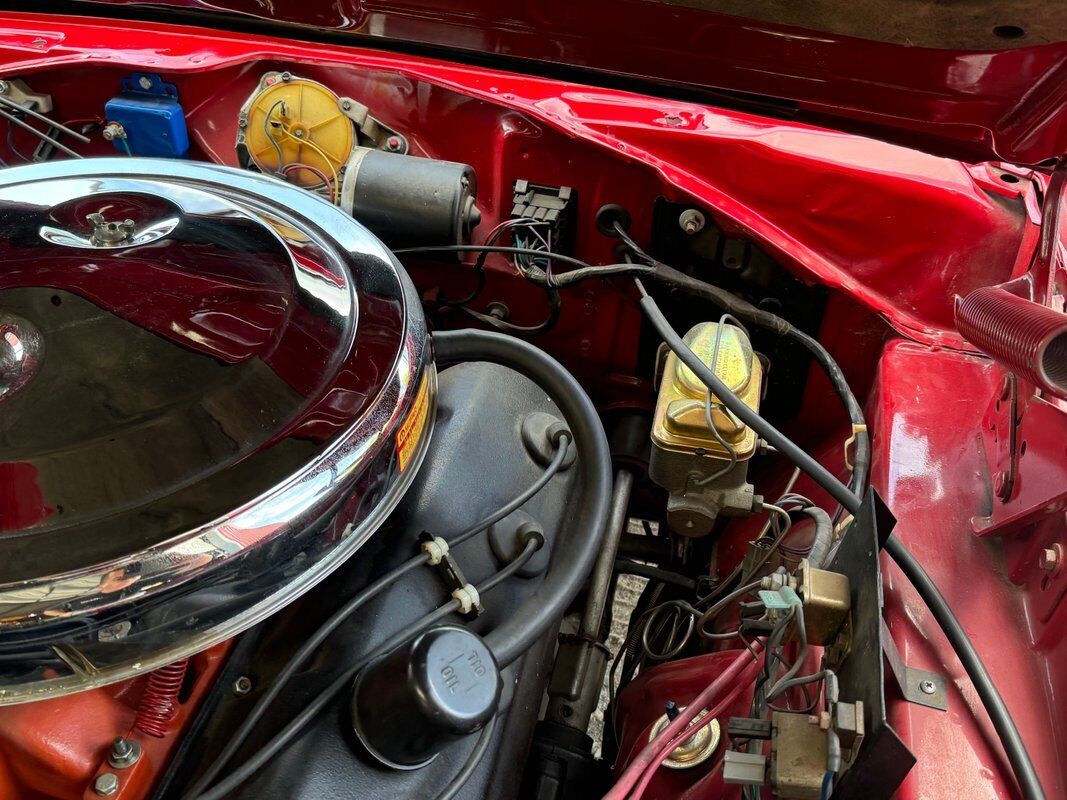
[
  {"x1": 48, "y1": 0, "x2": 1067, "y2": 164},
  {"x1": 0, "y1": 11, "x2": 1040, "y2": 350}
]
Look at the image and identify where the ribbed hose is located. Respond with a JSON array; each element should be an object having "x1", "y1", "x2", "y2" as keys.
[{"x1": 956, "y1": 285, "x2": 1067, "y2": 399}]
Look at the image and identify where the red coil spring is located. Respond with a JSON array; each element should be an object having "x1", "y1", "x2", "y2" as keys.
[
  {"x1": 956, "y1": 285, "x2": 1067, "y2": 399},
  {"x1": 133, "y1": 658, "x2": 189, "y2": 738}
]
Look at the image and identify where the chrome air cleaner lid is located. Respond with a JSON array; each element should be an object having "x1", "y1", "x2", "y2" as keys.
[{"x1": 0, "y1": 159, "x2": 433, "y2": 703}]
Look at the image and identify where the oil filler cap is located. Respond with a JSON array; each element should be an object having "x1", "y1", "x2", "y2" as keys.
[{"x1": 351, "y1": 625, "x2": 501, "y2": 770}]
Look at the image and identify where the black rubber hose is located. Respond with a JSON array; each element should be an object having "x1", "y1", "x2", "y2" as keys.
[
  {"x1": 786, "y1": 326, "x2": 869, "y2": 494},
  {"x1": 614, "y1": 559, "x2": 696, "y2": 591},
  {"x1": 433, "y1": 328, "x2": 613, "y2": 666},
  {"x1": 636, "y1": 282, "x2": 1045, "y2": 800},
  {"x1": 637, "y1": 285, "x2": 855, "y2": 510},
  {"x1": 650, "y1": 260, "x2": 791, "y2": 334},
  {"x1": 609, "y1": 222, "x2": 869, "y2": 493},
  {"x1": 884, "y1": 535, "x2": 1046, "y2": 800}
]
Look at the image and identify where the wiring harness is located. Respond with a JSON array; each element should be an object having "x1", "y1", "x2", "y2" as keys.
[{"x1": 396, "y1": 223, "x2": 1044, "y2": 800}]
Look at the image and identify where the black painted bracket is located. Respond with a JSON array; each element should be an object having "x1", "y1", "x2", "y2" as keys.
[{"x1": 826, "y1": 491, "x2": 915, "y2": 800}]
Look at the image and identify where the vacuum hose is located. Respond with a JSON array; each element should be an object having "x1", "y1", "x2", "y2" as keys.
[{"x1": 432, "y1": 329, "x2": 613, "y2": 666}]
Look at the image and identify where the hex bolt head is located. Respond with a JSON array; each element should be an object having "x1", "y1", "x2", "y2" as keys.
[
  {"x1": 233, "y1": 675, "x2": 253, "y2": 696},
  {"x1": 94, "y1": 773, "x2": 119, "y2": 797},
  {"x1": 678, "y1": 208, "x2": 706, "y2": 235},
  {"x1": 1039, "y1": 545, "x2": 1062, "y2": 575},
  {"x1": 108, "y1": 736, "x2": 142, "y2": 769},
  {"x1": 137, "y1": 76, "x2": 153, "y2": 91},
  {"x1": 919, "y1": 680, "x2": 937, "y2": 695}
]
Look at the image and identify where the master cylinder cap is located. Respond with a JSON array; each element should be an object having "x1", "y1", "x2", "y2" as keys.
[
  {"x1": 352, "y1": 626, "x2": 501, "y2": 769},
  {"x1": 0, "y1": 158, "x2": 434, "y2": 704}
]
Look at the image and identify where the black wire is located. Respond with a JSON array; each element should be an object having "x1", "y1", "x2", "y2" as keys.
[
  {"x1": 637, "y1": 280, "x2": 855, "y2": 509},
  {"x1": 6, "y1": 120, "x2": 28, "y2": 163},
  {"x1": 460, "y1": 286, "x2": 560, "y2": 334},
  {"x1": 407, "y1": 238, "x2": 565, "y2": 334},
  {"x1": 613, "y1": 221, "x2": 870, "y2": 492},
  {"x1": 396, "y1": 244, "x2": 603, "y2": 272},
  {"x1": 263, "y1": 99, "x2": 286, "y2": 171},
  {"x1": 885, "y1": 534, "x2": 1045, "y2": 800},
  {"x1": 448, "y1": 432, "x2": 569, "y2": 546},
  {"x1": 191, "y1": 538, "x2": 543, "y2": 800},
  {"x1": 188, "y1": 444, "x2": 568, "y2": 796},
  {"x1": 0, "y1": 107, "x2": 81, "y2": 159},
  {"x1": 637, "y1": 281, "x2": 1045, "y2": 800},
  {"x1": 767, "y1": 676, "x2": 818, "y2": 713},
  {"x1": 190, "y1": 600, "x2": 461, "y2": 800},
  {"x1": 434, "y1": 220, "x2": 542, "y2": 308},
  {"x1": 697, "y1": 580, "x2": 761, "y2": 640},
  {"x1": 406, "y1": 227, "x2": 867, "y2": 502},
  {"x1": 184, "y1": 552, "x2": 430, "y2": 797},
  {"x1": 433, "y1": 715, "x2": 497, "y2": 800},
  {"x1": 0, "y1": 96, "x2": 90, "y2": 143}
]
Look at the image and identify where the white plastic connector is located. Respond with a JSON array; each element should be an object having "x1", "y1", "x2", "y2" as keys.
[
  {"x1": 421, "y1": 536, "x2": 449, "y2": 566},
  {"x1": 452, "y1": 584, "x2": 480, "y2": 614}
]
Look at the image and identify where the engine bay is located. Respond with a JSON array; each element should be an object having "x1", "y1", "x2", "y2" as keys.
[{"x1": 0, "y1": 11, "x2": 1065, "y2": 800}]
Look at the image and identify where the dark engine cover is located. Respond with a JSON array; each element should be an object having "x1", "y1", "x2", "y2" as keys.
[{"x1": 157, "y1": 360, "x2": 579, "y2": 800}]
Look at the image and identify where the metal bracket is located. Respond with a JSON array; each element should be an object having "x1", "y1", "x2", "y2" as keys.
[
  {"x1": 880, "y1": 618, "x2": 947, "y2": 711},
  {"x1": 825, "y1": 491, "x2": 915, "y2": 800},
  {"x1": 338, "y1": 95, "x2": 409, "y2": 154},
  {"x1": 982, "y1": 373, "x2": 1019, "y2": 503},
  {"x1": 418, "y1": 531, "x2": 484, "y2": 618}
]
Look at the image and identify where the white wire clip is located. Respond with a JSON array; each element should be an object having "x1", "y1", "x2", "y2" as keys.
[
  {"x1": 843, "y1": 423, "x2": 868, "y2": 471},
  {"x1": 452, "y1": 584, "x2": 481, "y2": 615},
  {"x1": 421, "y1": 536, "x2": 450, "y2": 566}
]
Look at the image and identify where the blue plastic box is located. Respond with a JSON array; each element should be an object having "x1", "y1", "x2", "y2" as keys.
[{"x1": 104, "y1": 73, "x2": 190, "y2": 158}]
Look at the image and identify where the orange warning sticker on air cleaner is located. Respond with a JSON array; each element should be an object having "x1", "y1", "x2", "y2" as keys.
[{"x1": 396, "y1": 375, "x2": 430, "y2": 473}]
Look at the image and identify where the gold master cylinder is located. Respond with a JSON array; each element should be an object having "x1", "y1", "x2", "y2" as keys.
[{"x1": 650, "y1": 321, "x2": 763, "y2": 536}]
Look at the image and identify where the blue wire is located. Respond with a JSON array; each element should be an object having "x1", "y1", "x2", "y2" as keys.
[{"x1": 820, "y1": 771, "x2": 834, "y2": 800}]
